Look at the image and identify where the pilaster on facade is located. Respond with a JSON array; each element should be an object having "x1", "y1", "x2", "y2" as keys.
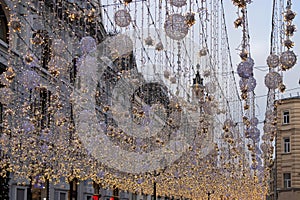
[{"x1": 276, "y1": 97, "x2": 300, "y2": 200}]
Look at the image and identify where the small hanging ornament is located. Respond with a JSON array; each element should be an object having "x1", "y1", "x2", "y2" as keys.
[
  {"x1": 284, "y1": 9, "x2": 296, "y2": 21},
  {"x1": 144, "y1": 36, "x2": 154, "y2": 46},
  {"x1": 23, "y1": 53, "x2": 34, "y2": 64},
  {"x1": 239, "y1": 50, "x2": 248, "y2": 61},
  {"x1": 9, "y1": 18, "x2": 21, "y2": 32},
  {"x1": 31, "y1": 32, "x2": 44, "y2": 45},
  {"x1": 185, "y1": 12, "x2": 196, "y2": 27},
  {"x1": 234, "y1": 17, "x2": 243, "y2": 28},
  {"x1": 199, "y1": 48, "x2": 207, "y2": 57},
  {"x1": 286, "y1": 24, "x2": 296, "y2": 36},
  {"x1": 114, "y1": 10, "x2": 131, "y2": 27},
  {"x1": 283, "y1": 39, "x2": 294, "y2": 49},
  {"x1": 5, "y1": 67, "x2": 16, "y2": 81},
  {"x1": 155, "y1": 42, "x2": 164, "y2": 51},
  {"x1": 232, "y1": 0, "x2": 247, "y2": 8},
  {"x1": 278, "y1": 82, "x2": 286, "y2": 93},
  {"x1": 163, "y1": 70, "x2": 170, "y2": 79}
]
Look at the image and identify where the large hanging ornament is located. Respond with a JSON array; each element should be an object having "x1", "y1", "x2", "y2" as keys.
[
  {"x1": 164, "y1": 14, "x2": 189, "y2": 40},
  {"x1": 266, "y1": 54, "x2": 279, "y2": 68},
  {"x1": 239, "y1": 76, "x2": 256, "y2": 92},
  {"x1": 18, "y1": 70, "x2": 41, "y2": 89},
  {"x1": 237, "y1": 58, "x2": 254, "y2": 78},
  {"x1": 114, "y1": 9, "x2": 131, "y2": 27},
  {"x1": 250, "y1": 117, "x2": 259, "y2": 126},
  {"x1": 103, "y1": 34, "x2": 133, "y2": 60},
  {"x1": 280, "y1": 50, "x2": 297, "y2": 70},
  {"x1": 264, "y1": 71, "x2": 282, "y2": 89},
  {"x1": 169, "y1": 0, "x2": 187, "y2": 7},
  {"x1": 80, "y1": 36, "x2": 97, "y2": 54}
]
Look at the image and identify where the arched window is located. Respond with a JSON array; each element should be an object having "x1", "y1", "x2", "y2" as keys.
[{"x1": 0, "y1": 3, "x2": 8, "y2": 43}]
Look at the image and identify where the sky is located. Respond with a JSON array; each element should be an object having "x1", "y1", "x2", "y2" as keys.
[{"x1": 223, "y1": 0, "x2": 300, "y2": 121}]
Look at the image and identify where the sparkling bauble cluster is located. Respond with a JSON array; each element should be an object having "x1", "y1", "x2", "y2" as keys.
[{"x1": 164, "y1": 14, "x2": 189, "y2": 40}]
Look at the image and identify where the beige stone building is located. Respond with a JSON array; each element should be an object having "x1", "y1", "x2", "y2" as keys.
[{"x1": 275, "y1": 96, "x2": 300, "y2": 200}]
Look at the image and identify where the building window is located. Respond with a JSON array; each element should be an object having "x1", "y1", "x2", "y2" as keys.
[
  {"x1": 59, "y1": 192, "x2": 67, "y2": 200},
  {"x1": 283, "y1": 173, "x2": 291, "y2": 188},
  {"x1": 283, "y1": 137, "x2": 290, "y2": 153},
  {"x1": 86, "y1": 196, "x2": 92, "y2": 200},
  {"x1": 16, "y1": 188, "x2": 27, "y2": 200},
  {"x1": 0, "y1": 4, "x2": 8, "y2": 43},
  {"x1": 283, "y1": 111, "x2": 290, "y2": 124}
]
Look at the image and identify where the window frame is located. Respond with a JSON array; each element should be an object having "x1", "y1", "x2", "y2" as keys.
[
  {"x1": 0, "y1": 3, "x2": 9, "y2": 44},
  {"x1": 15, "y1": 187, "x2": 27, "y2": 200},
  {"x1": 283, "y1": 137, "x2": 291, "y2": 153},
  {"x1": 58, "y1": 191, "x2": 67, "y2": 200},
  {"x1": 283, "y1": 173, "x2": 291, "y2": 189},
  {"x1": 283, "y1": 110, "x2": 290, "y2": 124}
]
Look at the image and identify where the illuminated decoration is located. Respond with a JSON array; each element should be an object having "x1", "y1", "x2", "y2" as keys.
[
  {"x1": 0, "y1": 0, "x2": 267, "y2": 199},
  {"x1": 144, "y1": 36, "x2": 154, "y2": 46},
  {"x1": 155, "y1": 42, "x2": 164, "y2": 51},
  {"x1": 263, "y1": 0, "x2": 297, "y2": 197},
  {"x1": 264, "y1": 71, "x2": 282, "y2": 89},
  {"x1": 231, "y1": 0, "x2": 261, "y2": 187},
  {"x1": 114, "y1": 10, "x2": 131, "y2": 27},
  {"x1": 237, "y1": 58, "x2": 254, "y2": 79},
  {"x1": 280, "y1": 50, "x2": 297, "y2": 70},
  {"x1": 164, "y1": 14, "x2": 189, "y2": 40},
  {"x1": 239, "y1": 76, "x2": 256, "y2": 93},
  {"x1": 266, "y1": 54, "x2": 279, "y2": 68},
  {"x1": 9, "y1": 17, "x2": 21, "y2": 32},
  {"x1": 185, "y1": 12, "x2": 196, "y2": 27},
  {"x1": 169, "y1": 0, "x2": 187, "y2": 7}
]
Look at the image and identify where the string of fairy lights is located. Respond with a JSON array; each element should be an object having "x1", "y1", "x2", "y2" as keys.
[{"x1": 1, "y1": 0, "x2": 296, "y2": 199}]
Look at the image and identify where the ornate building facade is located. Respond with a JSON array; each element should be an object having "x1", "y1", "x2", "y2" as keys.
[{"x1": 275, "y1": 96, "x2": 300, "y2": 200}]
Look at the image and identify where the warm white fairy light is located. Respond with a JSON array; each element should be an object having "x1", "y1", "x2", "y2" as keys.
[{"x1": 0, "y1": 0, "x2": 267, "y2": 199}]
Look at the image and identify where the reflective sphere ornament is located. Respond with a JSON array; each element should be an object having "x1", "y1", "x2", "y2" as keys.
[
  {"x1": 280, "y1": 50, "x2": 297, "y2": 70},
  {"x1": 266, "y1": 54, "x2": 279, "y2": 68},
  {"x1": 164, "y1": 14, "x2": 189, "y2": 40},
  {"x1": 80, "y1": 36, "x2": 96, "y2": 54},
  {"x1": 250, "y1": 117, "x2": 259, "y2": 126},
  {"x1": 264, "y1": 71, "x2": 282, "y2": 89},
  {"x1": 239, "y1": 76, "x2": 256, "y2": 92},
  {"x1": 114, "y1": 10, "x2": 131, "y2": 27},
  {"x1": 237, "y1": 58, "x2": 254, "y2": 78},
  {"x1": 169, "y1": 0, "x2": 187, "y2": 7}
]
